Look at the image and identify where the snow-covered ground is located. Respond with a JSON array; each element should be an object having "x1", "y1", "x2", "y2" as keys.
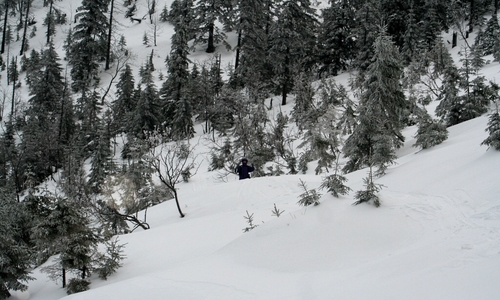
[
  {"x1": 2, "y1": 0, "x2": 500, "y2": 299},
  {"x1": 11, "y1": 112, "x2": 500, "y2": 300}
]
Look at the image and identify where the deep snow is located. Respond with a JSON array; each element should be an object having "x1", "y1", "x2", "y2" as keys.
[{"x1": 2, "y1": 0, "x2": 500, "y2": 299}]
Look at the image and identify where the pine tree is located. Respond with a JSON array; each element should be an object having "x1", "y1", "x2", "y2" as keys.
[
  {"x1": 0, "y1": 189, "x2": 33, "y2": 299},
  {"x1": 268, "y1": 0, "x2": 318, "y2": 105},
  {"x1": 292, "y1": 72, "x2": 317, "y2": 130},
  {"x1": 112, "y1": 64, "x2": 136, "y2": 134},
  {"x1": 318, "y1": 0, "x2": 356, "y2": 76},
  {"x1": 69, "y1": 0, "x2": 110, "y2": 92},
  {"x1": 31, "y1": 195, "x2": 98, "y2": 288},
  {"x1": 128, "y1": 63, "x2": 161, "y2": 139},
  {"x1": 474, "y1": 14, "x2": 500, "y2": 56},
  {"x1": 22, "y1": 42, "x2": 68, "y2": 184},
  {"x1": 193, "y1": 0, "x2": 234, "y2": 53},
  {"x1": 481, "y1": 83, "x2": 500, "y2": 150},
  {"x1": 88, "y1": 117, "x2": 115, "y2": 194},
  {"x1": 343, "y1": 29, "x2": 407, "y2": 176},
  {"x1": 413, "y1": 109, "x2": 448, "y2": 149},
  {"x1": 233, "y1": 0, "x2": 268, "y2": 87},
  {"x1": 161, "y1": 4, "x2": 194, "y2": 140},
  {"x1": 353, "y1": 0, "x2": 382, "y2": 70},
  {"x1": 297, "y1": 179, "x2": 321, "y2": 206}
]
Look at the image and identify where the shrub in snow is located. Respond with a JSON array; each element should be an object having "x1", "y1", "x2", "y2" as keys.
[
  {"x1": 66, "y1": 278, "x2": 90, "y2": 295},
  {"x1": 413, "y1": 112, "x2": 448, "y2": 149}
]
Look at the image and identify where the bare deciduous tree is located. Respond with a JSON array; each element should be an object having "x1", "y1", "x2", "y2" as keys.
[{"x1": 145, "y1": 132, "x2": 199, "y2": 218}]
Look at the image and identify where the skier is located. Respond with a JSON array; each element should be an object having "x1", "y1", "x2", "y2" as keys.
[{"x1": 235, "y1": 157, "x2": 254, "y2": 180}]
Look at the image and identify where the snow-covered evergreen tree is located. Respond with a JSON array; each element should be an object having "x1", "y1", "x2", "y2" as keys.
[
  {"x1": 318, "y1": 0, "x2": 356, "y2": 76},
  {"x1": 482, "y1": 84, "x2": 500, "y2": 150},
  {"x1": 192, "y1": 0, "x2": 234, "y2": 53},
  {"x1": 0, "y1": 190, "x2": 33, "y2": 299},
  {"x1": 343, "y1": 29, "x2": 407, "y2": 176},
  {"x1": 268, "y1": 0, "x2": 318, "y2": 105},
  {"x1": 161, "y1": 4, "x2": 194, "y2": 140},
  {"x1": 413, "y1": 109, "x2": 448, "y2": 149}
]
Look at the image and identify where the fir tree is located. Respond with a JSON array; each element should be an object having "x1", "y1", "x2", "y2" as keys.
[
  {"x1": 474, "y1": 14, "x2": 500, "y2": 56},
  {"x1": 233, "y1": 0, "x2": 268, "y2": 88},
  {"x1": 268, "y1": 0, "x2": 318, "y2": 105},
  {"x1": 192, "y1": 0, "x2": 234, "y2": 53},
  {"x1": 318, "y1": 0, "x2": 356, "y2": 76},
  {"x1": 128, "y1": 63, "x2": 161, "y2": 139},
  {"x1": 111, "y1": 64, "x2": 136, "y2": 134},
  {"x1": 343, "y1": 29, "x2": 407, "y2": 176},
  {"x1": 88, "y1": 116, "x2": 115, "y2": 194},
  {"x1": 297, "y1": 179, "x2": 321, "y2": 206},
  {"x1": 413, "y1": 110, "x2": 448, "y2": 149},
  {"x1": 0, "y1": 190, "x2": 33, "y2": 299},
  {"x1": 69, "y1": 0, "x2": 110, "y2": 92},
  {"x1": 160, "y1": 5, "x2": 194, "y2": 140},
  {"x1": 482, "y1": 84, "x2": 500, "y2": 150}
]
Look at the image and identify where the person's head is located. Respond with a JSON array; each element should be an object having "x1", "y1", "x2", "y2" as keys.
[{"x1": 241, "y1": 158, "x2": 248, "y2": 165}]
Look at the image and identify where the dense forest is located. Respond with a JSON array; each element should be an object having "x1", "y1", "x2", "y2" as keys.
[{"x1": 1, "y1": 0, "x2": 500, "y2": 298}]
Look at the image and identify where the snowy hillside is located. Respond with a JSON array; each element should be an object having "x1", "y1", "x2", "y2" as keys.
[
  {"x1": 11, "y1": 112, "x2": 500, "y2": 300},
  {"x1": 2, "y1": 0, "x2": 500, "y2": 299}
]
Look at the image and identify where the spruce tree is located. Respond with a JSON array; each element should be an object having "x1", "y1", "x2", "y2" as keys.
[
  {"x1": 268, "y1": 0, "x2": 318, "y2": 105},
  {"x1": 343, "y1": 29, "x2": 407, "y2": 176},
  {"x1": 413, "y1": 110, "x2": 448, "y2": 149},
  {"x1": 22, "y1": 42, "x2": 67, "y2": 184},
  {"x1": 233, "y1": 0, "x2": 268, "y2": 87},
  {"x1": 112, "y1": 64, "x2": 136, "y2": 134},
  {"x1": 474, "y1": 14, "x2": 500, "y2": 56},
  {"x1": 318, "y1": 0, "x2": 356, "y2": 76},
  {"x1": 128, "y1": 63, "x2": 161, "y2": 139},
  {"x1": 193, "y1": 0, "x2": 234, "y2": 53},
  {"x1": 70, "y1": 0, "x2": 110, "y2": 92},
  {"x1": 161, "y1": 4, "x2": 194, "y2": 140},
  {"x1": 0, "y1": 190, "x2": 33, "y2": 299},
  {"x1": 482, "y1": 84, "x2": 500, "y2": 150}
]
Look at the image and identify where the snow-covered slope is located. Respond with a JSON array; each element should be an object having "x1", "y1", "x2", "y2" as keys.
[
  {"x1": 11, "y1": 116, "x2": 500, "y2": 300},
  {"x1": 3, "y1": 0, "x2": 500, "y2": 299}
]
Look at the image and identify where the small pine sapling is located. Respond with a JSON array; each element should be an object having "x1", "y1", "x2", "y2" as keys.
[
  {"x1": 319, "y1": 154, "x2": 352, "y2": 198},
  {"x1": 297, "y1": 179, "x2": 321, "y2": 206},
  {"x1": 271, "y1": 203, "x2": 285, "y2": 217},
  {"x1": 243, "y1": 210, "x2": 258, "y2": 232},
  {"x1": 353, "y1": 166, "x2": 385, "y2": 207},
  {"x1": 94, "y1": 238, "x2": 127, "y2": 280},
  {"x1": 320, "y1": 174, "x2": 352, "y2": 198}
]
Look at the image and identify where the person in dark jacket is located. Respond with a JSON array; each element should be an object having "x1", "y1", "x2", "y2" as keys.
[{"x1": 235, "y1": 157, "x2": 254, "y2": 180}]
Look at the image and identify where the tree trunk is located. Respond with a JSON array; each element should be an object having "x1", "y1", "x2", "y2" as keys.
[
  {"x1": 469, "y1": 0, "x2": 475, "y2": 32},
  {"x1": 62, "y1": 268, "x2": 66, "y2": 288},
  {"x1": 234, "y1": 18, "x2": 242, "y2": 70},
  {"x1": 46, "y1": 0, "x2": 53, "y2": 44},
  {"x1": 1, "y1": 4, "x2": 8, "y2": 54},
  {"x1": 206, "y1": 22, "x2": 215, "y2": 53},
  {"x1": 281, "y1": 47, "x2": 290, "y2": 106},
  {"x1": 495, "y1": 0, "x2": 499, "y2": 14},
  {"x1": 20, "y1": 0, "x2": 32, "y2": 55},
  {"x1": 173, "y1": 189, "x2": 185, "y2": 218},
  {"x1": 105, "y1": 0, "x2": 114, "y2": 70},
  {"x1": 11, "y1": 57, "x2": 16, "y2": 117}
]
